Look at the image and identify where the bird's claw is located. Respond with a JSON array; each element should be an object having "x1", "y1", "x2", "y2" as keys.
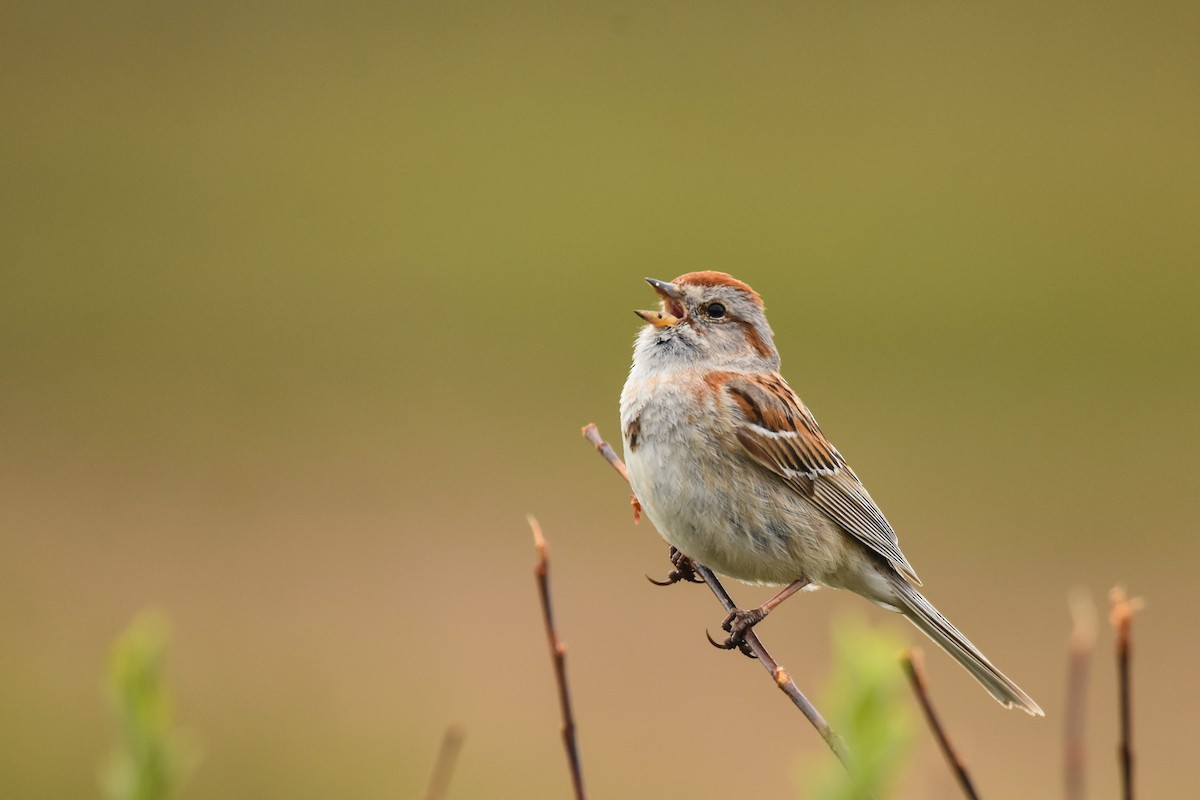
[
  {"x1": 646, "y1": 546, "x2": 704, "y2": 586},
  {"x1": 705, "y1": 608, "x2": 766, "y2": 658},
  {"x1": 705, "y1": 626, "x2": 757, "y2": 658}
]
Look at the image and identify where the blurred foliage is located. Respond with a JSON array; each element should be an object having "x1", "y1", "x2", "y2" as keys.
[
  {"x1": 803, "y1": 620, "x2": 914, "y2": 800},
  {"x1": 102, "y1": 612, "x2": 194, "y2": 800}
]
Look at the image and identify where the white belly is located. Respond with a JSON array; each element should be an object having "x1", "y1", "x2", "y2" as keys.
[{"x1": 620, "y1": 376, "x2": 854, "y2": 586}]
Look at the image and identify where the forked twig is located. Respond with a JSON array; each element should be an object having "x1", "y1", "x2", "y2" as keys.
[
  {"x1": 420, "y1": 726, "x2": 465, "y2": 800},
  {"x1": 1110, "y1": 587, "x2": 1141, "y2": 800},
  {"x1": 529, "y1": 516, "x2": 587, "y2": 800},
  {"x1": 581, "y1": 423, "x2": 854, "y2": 773},
  {"x1": 902, "y1": 648, "x2": 979, "y2": 800},
  {"x1": 1064, "y1": 592, "x2": 1097, "y2": 800}
]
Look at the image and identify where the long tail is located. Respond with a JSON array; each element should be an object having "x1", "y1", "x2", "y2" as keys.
[{"x1": 890, "y1": 577, "x2": 1043, "y2": 716}]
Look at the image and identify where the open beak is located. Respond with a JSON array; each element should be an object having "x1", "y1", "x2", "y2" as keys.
[{"x1": 635, "y1": 277, "x2": 685, "y2": 328}]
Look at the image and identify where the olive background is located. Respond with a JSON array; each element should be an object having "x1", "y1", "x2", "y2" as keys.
[{"x1": 2, "y1": 2, "x2": 1198, "y2": 797}]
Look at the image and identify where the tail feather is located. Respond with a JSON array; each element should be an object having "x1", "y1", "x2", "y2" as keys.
[{"x1": 891, "y1": 577, "x2": 1043, "y2": 716}]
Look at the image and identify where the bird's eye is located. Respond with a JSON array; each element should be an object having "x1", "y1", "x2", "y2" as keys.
[{"x1": 706, "y1": 302, "x2": 726, "y2": 318}]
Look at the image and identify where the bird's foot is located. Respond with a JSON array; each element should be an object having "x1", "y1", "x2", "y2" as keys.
[
  {"x1": 705, "y1": 608, "x2": 767, "y2": 659},
  {"x1": 646, "y1": 546, "x2": 704, "y2": 586}
]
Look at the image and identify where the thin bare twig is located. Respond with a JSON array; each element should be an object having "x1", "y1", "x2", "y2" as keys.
[
  {"x1": 529, "y1": 515, "x2": 587, "y2": 800},
  {"x1": 420, "y1": 726, "x2": 465, "y2": 800},
  {"x1": 1065, "y1": 592, "x2": 1097, "y2": 800},
  {"x1": 1110, "y1": 587, "x2": 1141, "y2": 800},
  {"x1": 902, "y1": 649, "x2": 979, "y2": 800},
  {"x1": 582, "y1": 424, "x2": 642, "y2": 522},
  {"x1": 695, "y1": 562, "x2": 853, "y2": 769},
  {"x1": 580, "y1": 422, "x2": 854, "y2": 774},
  {"x1": 582, "y1": 424, "x2": 629, "y2": 483}
]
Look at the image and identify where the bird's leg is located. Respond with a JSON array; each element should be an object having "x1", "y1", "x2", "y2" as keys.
[
  {"x1": 647, "y1": 546, "x2": 704, "y2": 586},
  {"x1": 708, "y1": 579, "x2": 811, "y2": 656}
]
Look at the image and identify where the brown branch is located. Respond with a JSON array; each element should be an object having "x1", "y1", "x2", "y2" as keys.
[
  {"x1": 580, "y1": 422, "x2": 854, "y2": 774},
  {"x1": 582, "y1": 423, "x2": 629, "y2": 482},
  {"x1": 1109, "y1": 587, "x2": 1141, "y2": 800},
  {"x1": 420, "y1": 726, "x2": 465, "y2": 800},
  {"x1": 902, "y1": 648, "x2": 979, "y2": 800},
  {"x1": 529, "y1": 515, "x2": 587, "y2": 800},
  {"x1": 1064, "y1": 592, "x2": 1097, "y2": 800},
  {"x1": 582, "y1": 423, "x2": 642, "y2": 522}
]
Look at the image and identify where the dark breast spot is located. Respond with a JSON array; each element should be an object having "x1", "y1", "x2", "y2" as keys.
[{"x1": 624, "y1": 415, "x2": 642, "y2": 451}]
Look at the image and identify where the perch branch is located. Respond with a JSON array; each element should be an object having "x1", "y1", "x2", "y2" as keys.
[
  {"x1": 420, "y1": 726, "x2": 465, "y2": 800},
  {"x1": 1064, "y1": 591, "x2": 1097, "y2": 800},
  {"x1": 1110, "y1": 587, "x2": 1141, "y2": 800},
  {"x1": 902, "y1": 648, "x2": 979, "y2": 800},
  {"x1": 529, "y1": 515, "x2": 587, "y2": 800},
  {"x1": 580, "y1": 422, "x2": 853, "y2": 773}
]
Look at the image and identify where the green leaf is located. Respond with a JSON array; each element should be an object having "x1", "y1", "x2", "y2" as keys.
[
  {"x1": 802, "y1": 618, "x2": 914, "y2": 800},
  {"x1": 101, "y1": 610, "x2": 195, "y2": 800}
]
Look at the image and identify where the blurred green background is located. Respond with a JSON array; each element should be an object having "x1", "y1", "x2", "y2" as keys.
[{"x1": 2, "y1": 1, "x2": 1197, "y2": 797}]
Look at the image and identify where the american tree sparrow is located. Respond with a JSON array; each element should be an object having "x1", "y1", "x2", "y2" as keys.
[{"x1": 619, "y1": 271, "x2": 1042, "y2": 715}]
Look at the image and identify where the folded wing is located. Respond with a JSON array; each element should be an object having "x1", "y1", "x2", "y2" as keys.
[{"x1": 725, "y1": 373, "x2": 921, "y2": 585}]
